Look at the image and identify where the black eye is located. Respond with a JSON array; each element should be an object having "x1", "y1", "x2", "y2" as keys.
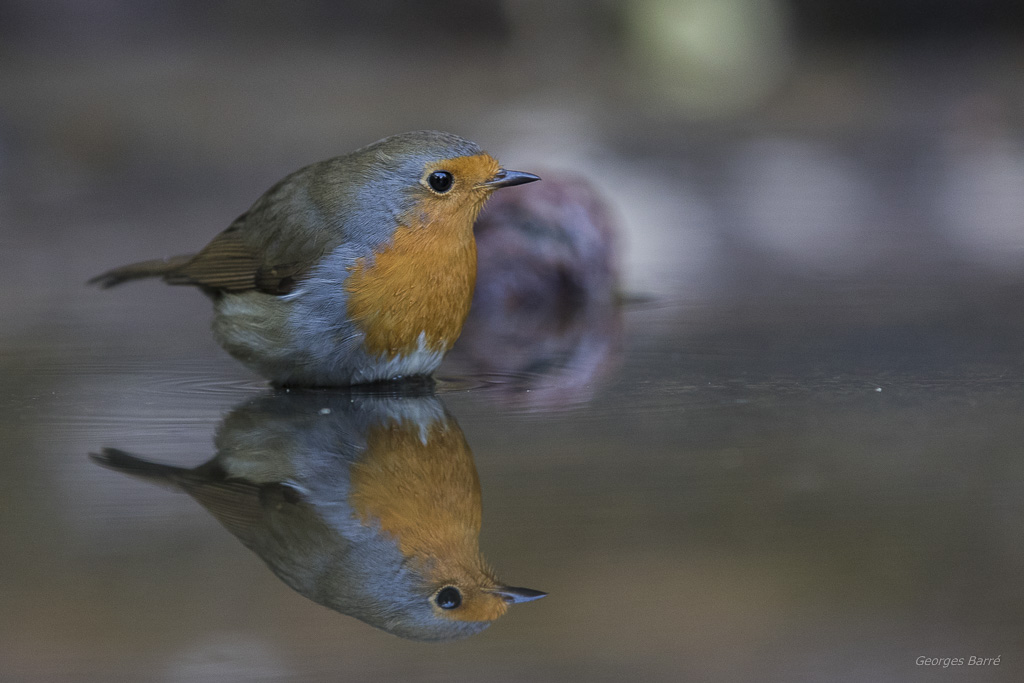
[
  {"x1": 428, "y1": 171, "x2": 453, "y2": 193},
  {"x1": 435, "y1": 586, "x2": 462, "y2": 610}
]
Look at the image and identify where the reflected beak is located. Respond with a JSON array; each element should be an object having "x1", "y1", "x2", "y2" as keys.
[
  {"x1": 483, "y1": 169, "x2": 541, "y2": 189},
  {"x1": 487, "y1": 585, "x2": 548, "y2": 604}
]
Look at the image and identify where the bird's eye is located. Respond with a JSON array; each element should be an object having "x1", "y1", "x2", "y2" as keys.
[
  {"x1": 428, "y1": 171, "x2": 454, "y2": 193},
  {"x1": 435, "y1": 586, "x2": 462, "y2": 610}
]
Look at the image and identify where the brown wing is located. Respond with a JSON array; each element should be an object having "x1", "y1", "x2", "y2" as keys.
[
  {"x1": 164, "y1": 225, "x2": 261, "y2": 292},
  {"x1": 163, "y1": 158, "x2": 354, "y2": 295},
  {"x1": 166, "y1": 218, "x2": 318, "y2": 296},
  {"x1": 178, "y1": 475, "x2": 267, "y2": 537},
  {"x1": 179, "y1": 472, "x2": 310, "y2": 545}
]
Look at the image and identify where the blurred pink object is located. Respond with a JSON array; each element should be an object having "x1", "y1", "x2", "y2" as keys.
[
  {"x1": 473, "y1": 173, "x2": 619, "y2": 310},
  {"x1": 448, "y1": 174, "x2": 621, "y2": 409}
]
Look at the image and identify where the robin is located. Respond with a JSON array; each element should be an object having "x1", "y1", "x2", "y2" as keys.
[
  {"x1": 90, "y1": 387, "x2": 545, "y2": 642},
  {"x1": 90, "y1": 131, "x2": 539, "y2": 386}
]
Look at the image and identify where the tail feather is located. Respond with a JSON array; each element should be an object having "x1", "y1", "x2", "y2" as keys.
[
  {"x1": 89, "y1": 447, "x2": 189, "y2": 490},
  {"x1": 88, "y1": 254, "x2": 194, "y2": 288},
  {"x1": 90, "y1": 448, "x2": 268, "y2": 535}
]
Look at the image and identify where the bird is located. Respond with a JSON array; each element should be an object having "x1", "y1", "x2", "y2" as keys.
[
  {"x1": 90, "y1": 387, "x2": 545, "y2": 642},
  {"x1": 89, "y1": 131, "x2": 539, "y2": 386}
]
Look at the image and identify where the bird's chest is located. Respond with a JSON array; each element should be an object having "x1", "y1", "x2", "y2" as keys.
[{"x1": 344, "y1": 225, "x2": 477, "y2": 358}]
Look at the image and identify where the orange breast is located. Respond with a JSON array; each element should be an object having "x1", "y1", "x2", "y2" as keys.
[{"x1": 345, "y1": 213, "x2": 478, "y2": 358}]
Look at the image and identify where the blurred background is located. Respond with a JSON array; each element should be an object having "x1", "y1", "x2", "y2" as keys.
[{"x1": 2, "y1": 1, "x2": 1024, "y2": 681}]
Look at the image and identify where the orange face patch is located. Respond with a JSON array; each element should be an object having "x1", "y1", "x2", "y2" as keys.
[
  {"x1": 422, "y1": 154, "x2": 501, "y2": 195},
  {"x1": 345, "y1": 154, "x2": 502, "y2": 358}
]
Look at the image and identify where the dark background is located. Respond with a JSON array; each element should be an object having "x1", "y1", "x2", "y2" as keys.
[{"x1": 2, "y1": 2, "x2": 1024, "y2": 681}]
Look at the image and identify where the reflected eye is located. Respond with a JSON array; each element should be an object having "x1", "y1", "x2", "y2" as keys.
[
  {"x1": 435, "y1": 586, "x2": 462, "y2": 610},
  {"x1": 428, "y1": 171, "x2": 454, "y2": 193}
]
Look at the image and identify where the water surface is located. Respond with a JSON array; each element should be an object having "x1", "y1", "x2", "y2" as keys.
[{"x1": 3, "y1": 40, "x2": 1024, "y2": 682}]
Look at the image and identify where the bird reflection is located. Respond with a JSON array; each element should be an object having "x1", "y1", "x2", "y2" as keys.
[{"x1": 90, "y1": 386, "x2": 544, "y2": 641}]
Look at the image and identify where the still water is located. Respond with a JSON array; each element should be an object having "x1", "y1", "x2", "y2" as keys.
[
  {"x1": 3, "y1": 56, "x2": 1024, "y2": 683},
  {"x1": 4, "y1": 254, "x2": 1023, "y2": 681}
]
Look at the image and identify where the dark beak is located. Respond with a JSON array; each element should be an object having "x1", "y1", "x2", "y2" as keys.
[
  {"x1": 488, "y1": 585, "x2": 548, "y2": 604},
  {"x1": 484, "y1": 169, "x2": 541, "y2": 189}
]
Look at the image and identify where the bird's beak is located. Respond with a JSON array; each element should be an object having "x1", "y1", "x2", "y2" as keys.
[
  {"x1": 483, "y1": 169, "x2": 541, "y2": 189},
  {"x1": 487, "y1": 585, "x2": 548, "y2": 604}
]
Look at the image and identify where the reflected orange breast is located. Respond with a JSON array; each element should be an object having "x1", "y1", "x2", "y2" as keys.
[{"x1": 348, "y1": 418, "x2": 482, "y2": 559}]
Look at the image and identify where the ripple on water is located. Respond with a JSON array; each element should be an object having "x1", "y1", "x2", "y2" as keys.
[
  {"x1": 435, "y1": 369, "x2": 611, "y2": 414},
  {"x1": 26, "y1": 358, "x2": 268, "y2": 441}
]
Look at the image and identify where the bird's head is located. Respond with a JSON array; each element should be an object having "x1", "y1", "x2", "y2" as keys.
[{"x1": 352, "y1": 131, "x2": 539, "y2": 235}]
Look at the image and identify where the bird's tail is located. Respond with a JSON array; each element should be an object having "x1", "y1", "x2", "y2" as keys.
[
  {"x1": 89, "y1": 447, "x2": 189, "y2": 490},
  {"x1": 88, "y1": 254, "x2": 194, "y2": 288},
  {"x1": 91, "y1": 448, "x2": 266, "y2": 536}
]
